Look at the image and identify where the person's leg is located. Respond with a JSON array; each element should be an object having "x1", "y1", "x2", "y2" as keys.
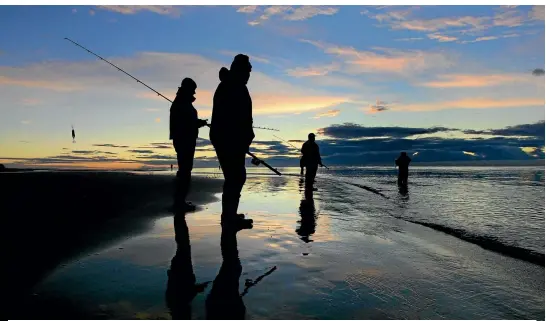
[
  {"x1": 179, "y1": 143, "x2": 196, "y2": 203},
  {"x1": 216, "y1": 147, "x2": 237, "y2": 217},
  {"x1": 305, "y1": 164, "x2": 317, "y2": 188},
  {"x1": 173, "y1": 140, "x2": 196, "y2": 210}
]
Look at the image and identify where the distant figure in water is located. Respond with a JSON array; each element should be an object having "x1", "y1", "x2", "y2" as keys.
[
  {"x1": 210, "y1": 55, "x2": 255, "y2": 228},
  {"x1": 395, "y1": 151, "x2": 412, "y2": 187},
  {"x1": 171, "y1": 164, "x2": 174, "y2": 171},
  {"x1": 170, "y1": 77, "x2": 208, "y2": 212},
  {"x1": 301, "y1": 133, "x2": 324, "y2": 190},
  {"x1": 71, "y1": 126, "x2": 75, "y2": 143}
]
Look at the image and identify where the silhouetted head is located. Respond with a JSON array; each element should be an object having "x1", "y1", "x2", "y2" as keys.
[
  {"x1": 230, "y1": 54, "x2": 252, "y2": 85},
  {"x1": 401, "y1": 152, "x2": 407, "y2": 156},
  {"x1": 308, "y1": 133, "x2": 315, "y2": 142},
  {"x1": 178, "y1": 78, "x2": 197, "y2": 102},
  {"x1": 219, "y1": 67, "x2": 229, "y2": 82}
]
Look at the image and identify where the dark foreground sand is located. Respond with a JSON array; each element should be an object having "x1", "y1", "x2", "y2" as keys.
[{"x1": 3, "y1": 171, "x2": 222, "y2": 319}]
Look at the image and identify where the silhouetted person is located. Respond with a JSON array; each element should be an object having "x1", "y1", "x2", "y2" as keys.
[
  {"x1": 205, "y1": 223, "x2": 250, "y2": 319},
  {"x1": 171, "y1": 164, "x2": 173, "y2": 172},
  {"x1": 210, "y1": 55, "x2": 254, "y2": 227},
  {"x1": 170, "y1": 78, "x2": 208, "y2": 212},
  {"x1": 301, "y1": 133, "x2": 324, "y2": 190},
  {"x1": 299, "y1": 156, "x2": 305, "y2": 176},
  {"x1": 395, "y1": 152, "x2": 411, "y2": 187},
  {"x1": 296, "y1": 186, "x2": 316, "y2": 244},
  {"x1": 71, "y1": 127, "x2": 75, "y2": 143},
  {"x1": 165, "y1": 213, "x2": 209, "y2": 319}
]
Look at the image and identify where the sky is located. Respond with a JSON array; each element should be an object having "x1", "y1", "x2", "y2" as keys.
[{"x1": 0, "y1": 5, "x2": 544, "y2": 169}]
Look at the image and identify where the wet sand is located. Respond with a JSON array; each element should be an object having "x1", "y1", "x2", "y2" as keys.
[
  {"x1": 6, "y1": 170, "x2": 545, "y2": 319},
  {"x1": 3, "y1": 171, "x2": 222, "y2": 319}
]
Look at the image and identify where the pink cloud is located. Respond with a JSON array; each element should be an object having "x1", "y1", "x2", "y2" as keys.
[
  {"x1": 418, "y1": 74, "x2": 531, "y2": 88},
  {"x1": 397, "y1": 97, "x2": 545, "y2": 112}
]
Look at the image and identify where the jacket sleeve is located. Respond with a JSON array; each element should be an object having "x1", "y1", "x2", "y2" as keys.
[{"x1": 242, "y1": 87, "x2": 254, "y2": 149}]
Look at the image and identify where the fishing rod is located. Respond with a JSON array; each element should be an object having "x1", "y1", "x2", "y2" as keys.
[
  {"x1": 63, "y1": 38, "x2": 279, "y2": 133},
  {"x1": 65, "y1": 37, "x2": 282, "y2": 176},
  {"x1": 273, "y1": 134, "x2": 300, "y2": 153}
]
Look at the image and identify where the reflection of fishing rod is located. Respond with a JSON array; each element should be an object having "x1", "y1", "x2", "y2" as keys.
[
  {"x1": 241, "y1": 266, "x2": 277, "y2": 297},
  {"x1": 64, "y1": 38, "x2": 278, "y2": 132}
]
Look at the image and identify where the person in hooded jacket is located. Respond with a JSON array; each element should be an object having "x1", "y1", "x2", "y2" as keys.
[
  {"x1": 170, "y1": 77, "x2": 208, "y2": 212},
  {"x1": 210, "y1": 55, "x2": 255, "y2": 226}
]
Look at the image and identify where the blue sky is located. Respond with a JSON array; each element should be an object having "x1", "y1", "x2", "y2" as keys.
[{"x1": 0, "y1": 5, "x2": 544, "y2": 168}]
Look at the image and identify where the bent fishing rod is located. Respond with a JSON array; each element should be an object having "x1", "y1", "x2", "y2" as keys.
[{"x1": 65, "y1": 37, "x2": 281, "y2": 176}]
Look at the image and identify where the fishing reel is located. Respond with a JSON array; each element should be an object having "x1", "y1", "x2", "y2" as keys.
[{"x1": 251, "y1": 157, "x2": 262, "y2": 166}]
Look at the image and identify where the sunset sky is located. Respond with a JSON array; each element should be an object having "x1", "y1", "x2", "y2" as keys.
[{"x1": 0, "y1": 5, "x2": 544, "y2": 169}]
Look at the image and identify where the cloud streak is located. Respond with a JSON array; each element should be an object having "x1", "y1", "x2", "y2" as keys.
[
  {"x1": 300, "y1": 39, "x2": 453, "y2": 75},
  {"x1": 96, "y1": 5, "x2": 181, "y2": 17},
  {"x1": 244, "y1": 6, "x2": 339, "y2": 26},
  {"x1": 314, "y1": 109, "x2": 340, "y2": 119},
  {"x1": 397, "y1": 97, "x2": 544, "y2": 112},
  {"x1": 418, "y1": 73, "x2": 531, "y2": 88}
]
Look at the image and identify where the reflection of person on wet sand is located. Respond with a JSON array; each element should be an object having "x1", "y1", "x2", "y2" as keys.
[
  {"x1": 296, "y1": 187, "x2": 316, "y2": 244},
  {"x1": 166, "y1": 213, "x2": 210, "y2": 319},
  {"x1": 395, "y1": 152, "x2": 411, "y2": 187},
  {"x1": 206, "y1": 223, "x2": 251, "y2": 320},
  {"x1": 301, "y1": 133, "x2": 324, "y2": 190}
]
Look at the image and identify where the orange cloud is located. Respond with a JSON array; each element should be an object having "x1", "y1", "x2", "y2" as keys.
[
  {"x1": 138, "y1": 89, "x2": 349, "y2": 115},
  {"x1": 397, "y1": 97, "x2": 545, "y2": 112},
  {"x1": 419, "y1": 74, "x2": 531, "y2": 88},
  {"x1": 314, "y1": 109, "x2": 340, "y2": 119}
]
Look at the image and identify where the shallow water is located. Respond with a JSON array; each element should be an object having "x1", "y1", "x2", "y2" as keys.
[{"x1": 30, "y1": 168, "x2": 544, "y2": 319}]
